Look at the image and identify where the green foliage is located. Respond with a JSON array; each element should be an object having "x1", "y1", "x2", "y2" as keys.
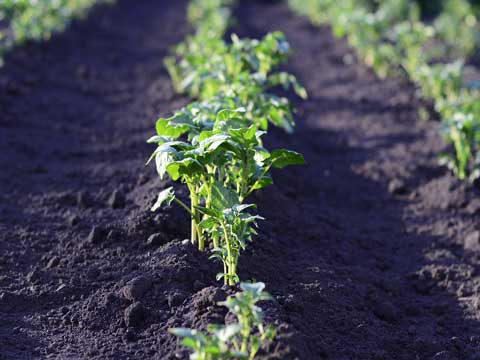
[
  {"x1": 170, "y1": 282, "x2": 276, "y2": 360},
  {"x1": 165, "y1": 31, "x2": 306, "y2": 133},
  {"x1": 199, "y1": 204, "x2": 262, "y2": 285},
  {"x1": 149, "y1": 0, "x2": 305, "y2": 285},
  {"x1": 440, "y1": 112, "x2": 480, "y2": 180},
  {"x1": 147, "y1": 109, "x2": 304, "y2": 284},
  {"x1": 289, "y1": 0, "x2": 480, "y2": 181},
  {"x1": 187, "y1": 0, "x2": 235, "y2": 38},
  {"x1": 434, "y1": 0, "x2": 479, "y2": 57},
  {"x1": 0, "y1": 0, "x2": 112, "y2": 63}
]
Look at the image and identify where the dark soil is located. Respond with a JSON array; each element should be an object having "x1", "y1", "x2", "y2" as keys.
[{"x1": 2, "y1": 0, "x2": 480, "y2": 359}]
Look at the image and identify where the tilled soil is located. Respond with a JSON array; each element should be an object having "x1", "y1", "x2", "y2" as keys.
[{"x1": 2, "y1": 1, "x2": 480, "y2": 359}]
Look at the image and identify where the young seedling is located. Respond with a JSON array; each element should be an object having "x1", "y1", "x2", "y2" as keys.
[
  {"x1": 197, "y1": 204, "x2": 262, "y2": 285},
  {"x1": 440, "y1": 112, "x2": 480, "y2": 181},
  {"x1": 170, "y1": 282, "x2": 276, "y2": 360}
]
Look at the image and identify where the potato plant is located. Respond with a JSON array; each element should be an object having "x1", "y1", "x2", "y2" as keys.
[
  {"x1": 147, "y1": 109, "x2": 304, "y2": 283},
  {"x1": 170, "y1": 282, "x2": 276, "y2": 360}
]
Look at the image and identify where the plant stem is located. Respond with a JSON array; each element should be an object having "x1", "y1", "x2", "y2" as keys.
[
  {"x1": 245, "y1": 166, "x2": 270, "y2": 199},
  {"x1": 239, "y1": 155, "x2": 249, "y2": 202},
  {"x1": 222, "y1": 223, "x2": 235, "y2": 286},
  {"x1": 196, "y1": 223, "x2": 203, "y2": 251},
  {"x1": 223, "y1": 261, "x2": 228, "y2": 286},
  {"x1": 191, "y1": 210, "x2": 197, "y2": 245},
  {"x1": 188, "y1": 184, "x2": 200, "y2": 247},
  {"x1": 213, "y1": 235, "x2": 219, "y2": 249}
]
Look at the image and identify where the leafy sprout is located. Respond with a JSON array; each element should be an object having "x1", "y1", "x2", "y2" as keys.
[{"x1": 170, "y1": 282, "x2": 276, "y2": 360}]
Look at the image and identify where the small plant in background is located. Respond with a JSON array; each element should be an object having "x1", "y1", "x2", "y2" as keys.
[
  {"x1": 165, "y1": 31, "x2": 307, "y2": 133},
  {"x1": 434, "y1": 0, "x2": 479, "y2": 57},
  {"x1": 187, "y1": 0, "x2": 235, "y2": 38},
  {"x1": 170, "y1": 282, "x2": 276, "y2": 360},
  {"x1": 0, "y1": 0, "x2": 113, "y2": 64},
  {"x1": 440, "y1": 112, "x2": 480, "y2": 181},
  {"x1": 288, "y1": 0, "x2": 480, "y2": 184}
]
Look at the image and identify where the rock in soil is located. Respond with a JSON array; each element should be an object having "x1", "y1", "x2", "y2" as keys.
[
  {"x1": 464, "y1": 231, "x2": 480, "y2": 250},
  {"x1": 124, "y1": 302, "x2": 146, "y2": 328},
  {"x1": 372, "y1": 299, "x2": 398, "y2": 323},
  {"x1": 67, "y1": 214, "x2": 80, "y2": 226},
  {"x1": 146, "y1": 232, "x2": 169, "y2": 246},
  {"x1": 388, "y1": 178, "x2": 407, "y2": 195},
  {"x1": 46, "y1": 256, "x2": 60, "y2": 269},
  {"x1": 86, "y1": 226, "x2": 106, "y2": 245},
  {"x1": 108, "y1": 189, "x2": 125, "y2": 209},
  {"x1": 121, "y1": 276, "x2": 153, "y2": 302},
  {"x1": 77, "y1": 191, "x2": 94, "y2": 208}
]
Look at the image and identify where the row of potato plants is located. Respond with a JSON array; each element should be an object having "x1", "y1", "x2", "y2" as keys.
[
  {"x1": 147, "y1": 1, "x2": 306, "y2": 358},
  {"x1": 0, "y1": 0, "x2": 113, "y2": 64},
  {"x1": 289, "y1": 0, "x2": 480, "y2": 181},
  {"x1": 148, "y1": 0, "x2": 306, "y2": 286}
]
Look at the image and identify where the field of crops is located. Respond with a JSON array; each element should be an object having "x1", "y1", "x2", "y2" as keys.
[{"x1": 2, "y1": 0, "x2": 480, "y2": 359}]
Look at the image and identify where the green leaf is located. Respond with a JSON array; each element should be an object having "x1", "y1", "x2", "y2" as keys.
[
  {"x1": 211, "y1": 181, "x2": 239, "y2": 210},
  {"x1": 214, "y1": 117, "x2": 251, "y2": 132},
  {"x1": 240, "y1": 282, "x2": 265, "y2": 296},
  {"x1": 200, "y1": 133, "x2": 233, "y2": 152},
  {"x1": 292, "y1": 77, "x2": 308, "y2": 100},
  {"x1": 151, "y1": 187, "x2": 175, "y2": 212},
  {"x1": 228, "y1": 125, "x2": 258, "y2": 146},
  {"x1": 155, "y1": 151, "x2": 175, "y2": 180},
  {"x1": 198, "y1": 217, "x2": 218, "y2": 231},
  {"x1": 267, "y1": 103, "x2": 294, "y2": 134},
  {"x1": 253, "y1": 146, "x2": 270, "y2": 163},
  {"x1": 204, "y1": 345, "x2": 222, "y2": 355},
  {"x1": 214, "y1": 324, "x2": 242, "y2": 342},
  {"x1": 196, "y1": 205, "x2": 222, "y2": 219},
  {"x1": 216, "y1": 108, "x2": 246, "y2": 121},
  {"x1": 155, "y1": 115, "x2": 192, "y2": 138},
  {"x1": 146, "y1": 143, "x2": 175, "y2": 166},
  {"x1": 146, "y1": 135, "x2": 171, "y2": 144},
  {"x1": 166, "y1": 158, "x2": 203, "y2": 180},
  {"x1": 215, "y1": 272, "x2": 226, "y2": 281},
  {"x1": 269, "y1": 149, "x2": 305, "y2": 168},
  {"x1": 250, "y1": 175, "x2": 273, "y2": 191},
  {"x1": 180, "y1": 337, "x2": 197, "y2": 349},
  {"x1": 231, "y1": 204, "x2": 256, "y2": 213},
  {"x1": 197, "y1": 129, "x2": 220, "y2": 143},
  {"x1": 239, "y1": 213, "x2": 265, "y2": 223}
]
